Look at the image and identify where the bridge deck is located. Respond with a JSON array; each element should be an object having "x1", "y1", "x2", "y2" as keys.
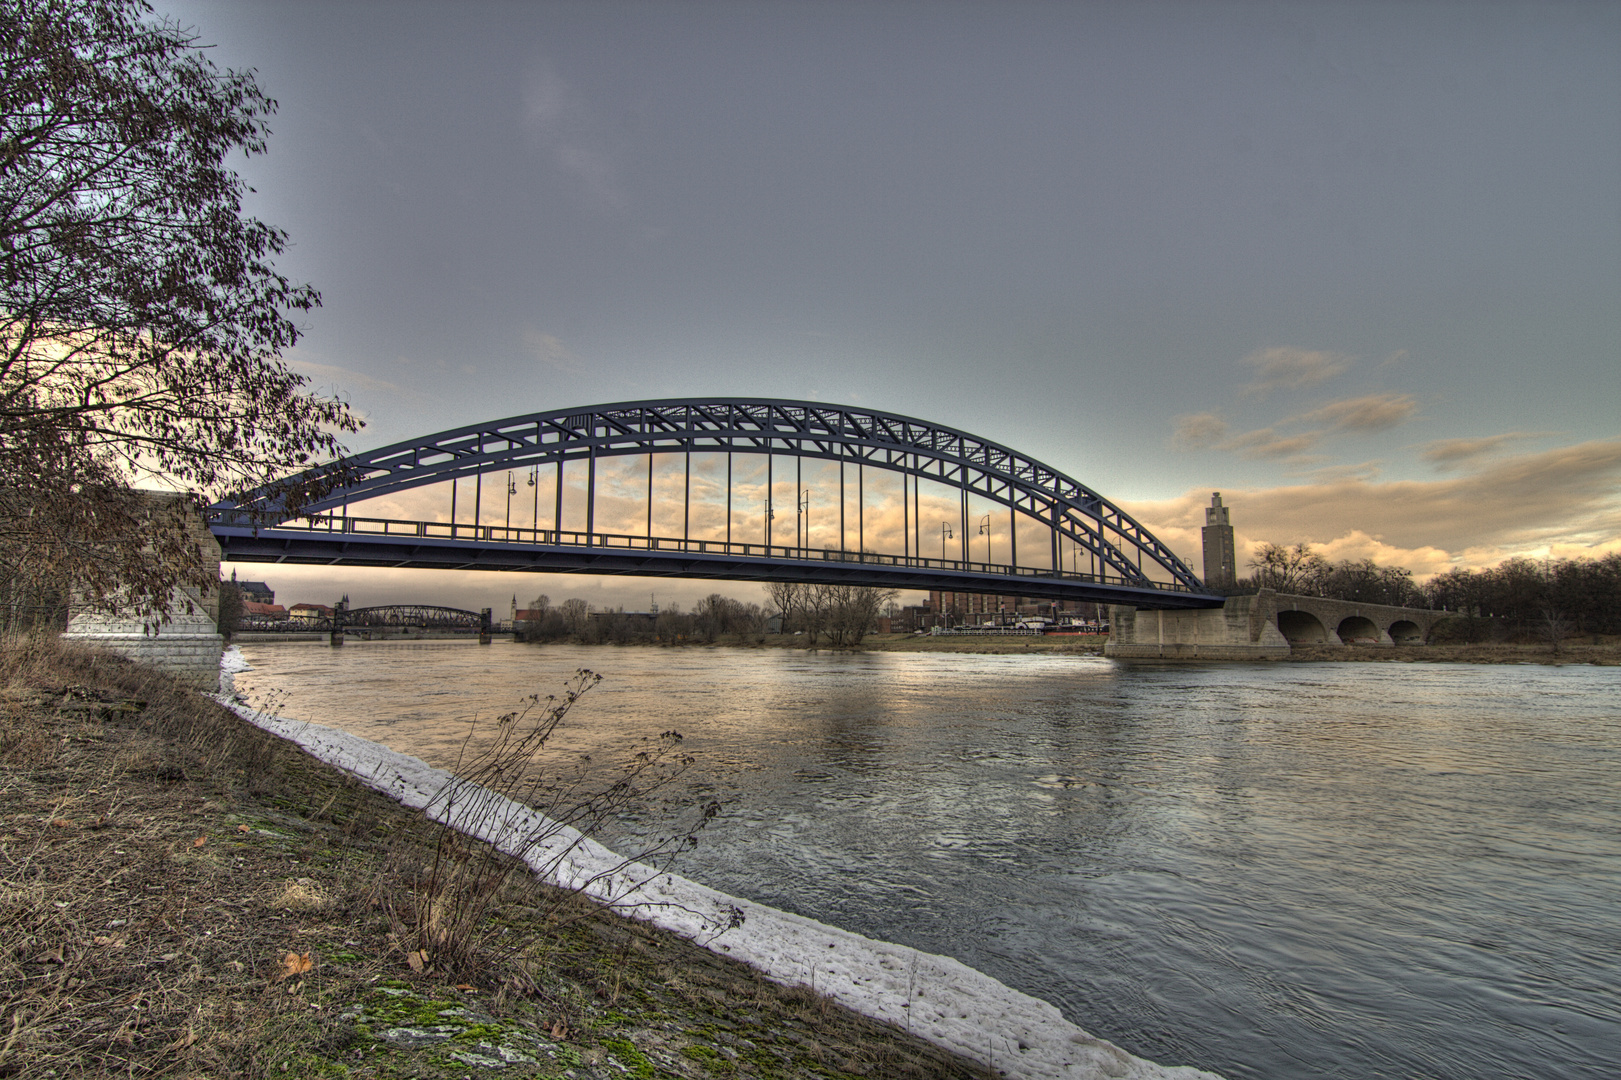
[{"x1": 211, "y1": 516, "x2": 1223, "y2": 610}]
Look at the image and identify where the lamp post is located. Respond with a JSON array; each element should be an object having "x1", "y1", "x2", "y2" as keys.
[
  {"x1": 528, "y1": 467, "x2": 538, "y2": 532},
  {"x1": 940, "y1": 521, "x2": 953, "y2": 562},
  {"x1": 977, "y1": 514, "x2": 990, "y2": 565},
  {"x1": 504, "y1": 471, "x2": 516, "y2": 531},
  {"x1": 798, "y1": 489, "x2": 810, "y2": 550}
]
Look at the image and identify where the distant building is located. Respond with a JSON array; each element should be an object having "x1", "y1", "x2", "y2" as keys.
[
  {"x1": 1201, "y1": 491, "x2": 1237, "y2": 589},
  {"x1": 288, "y1": 603, "x2": 332, "y2": 625},
  {"x1": 925, "y1": 591, "x2": 1101, "y2": 627},
  {"x1": 242, "y1": 600, "x2": 287, "y2": 619},
  {"x1": 228, "y1": 570, "x2": 274, "y2": 605}
]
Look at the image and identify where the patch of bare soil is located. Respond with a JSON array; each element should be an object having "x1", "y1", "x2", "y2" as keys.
[{"x1": 0, "y1": 637, "x2": 995, "y2": 1080}]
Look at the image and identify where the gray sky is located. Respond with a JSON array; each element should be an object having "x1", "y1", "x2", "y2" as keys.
[{"x1": 167, "y1": 0, "x2": 1620, "y2": 612}]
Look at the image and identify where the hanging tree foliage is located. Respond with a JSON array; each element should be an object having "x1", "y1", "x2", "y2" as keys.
[{"x1": 0, "y1": 0, "x2": 360, "y2": 624}]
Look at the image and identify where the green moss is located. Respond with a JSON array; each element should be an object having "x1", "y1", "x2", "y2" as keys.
[
  {"x1": 269, "y1": 1055, "x2": 350, "y2": 1078},
  {"x1": 682, "y1": 1044, "x2": 737, "y2": 1075},
  {"x1": 361, "y1": 988, "x2": 464, "y2": 1028},
  {"x1": 601, "y1": 1037, "x2": 655, "y2": 1078}
]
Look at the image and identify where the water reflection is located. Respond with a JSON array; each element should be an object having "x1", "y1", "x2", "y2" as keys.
[{"x1": 234, "y1": 641, "x2": 1621, "y2": 1080}]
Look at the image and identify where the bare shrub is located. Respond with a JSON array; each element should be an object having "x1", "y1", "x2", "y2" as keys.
[{"x1": 404, "y1": 670, "x2": 727, "y2": 977}]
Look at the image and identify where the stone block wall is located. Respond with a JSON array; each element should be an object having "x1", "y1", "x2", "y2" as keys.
[
  {"x1": 1106, "y1": 589, "x2": 1445, "y2": 660},
  {"x1": 60, "y1": 492, "x2": 224, "y2": 690},
  {"x1": 1106, "y1": 594, "x2": 1291, "y2": 660}
]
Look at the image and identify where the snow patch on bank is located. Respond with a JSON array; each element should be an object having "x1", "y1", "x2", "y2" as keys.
[{"x1": 216, "y1": 646, "x2": 1223, "y2": 1080}]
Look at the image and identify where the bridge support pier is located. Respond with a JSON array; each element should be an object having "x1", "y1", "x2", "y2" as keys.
[
  {"x1": 60, "y1": 493, "x2": 225, "y2": 690},
  {"x1": 1106, "y1": 594, "x2": 1291, "y2": 660}
]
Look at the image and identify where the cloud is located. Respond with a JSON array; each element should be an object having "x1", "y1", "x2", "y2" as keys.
[
  {"x1": 1123, "y1": 437, "x2": 1621, "y2": 575},
  {"x1": 1221, "y1": 427, "x2": 1323, "y2": 460},
  {"x1": 1419, "y1": 432, "x2": 1543, "y2": 470},
  {"x1": 1170, "y1": 412, "x2": 1229, "y2": 450},
  {"x1": 1295, "y1": 460, "x2": 1385, "y2": 483},
  {"x1": 286, "y1": 357, "x2": 403, "y2": 399},
  {"x1": 522, "y1": 329, "x2": 587, "y2": 375},
  {"x1": 523, "y1": 61, "x2": 625, "y2": 209},
  {"x1": 1300, "y1": 393, "x2": 1418, "y2": 432},
  {"x1": 1240, "y1": 346, "x2": 1352, "y2": 398}
]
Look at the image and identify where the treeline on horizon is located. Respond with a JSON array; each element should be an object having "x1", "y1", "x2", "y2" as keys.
[
  {"x1": 1231, "y1": 544, "x2": 1621, "y2": 638},
  {"x1": 518, "y1": 583, "x2": 898, "y2": 648}
]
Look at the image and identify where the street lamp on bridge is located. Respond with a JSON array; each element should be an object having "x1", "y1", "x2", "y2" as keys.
[
  {"x1": 798, "y1": 488, "x2": 811, "y2": 550},
  {"x1": 977, "y1": 514, "x2": 990, "y2": 565},
  {"x1": 940, "y1": 521, "x2": 953, "y2": 562}
]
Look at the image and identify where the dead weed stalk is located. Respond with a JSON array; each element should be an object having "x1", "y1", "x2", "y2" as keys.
[{"x1": 403, "y1": 669, "x2": 729, "y2": 978}]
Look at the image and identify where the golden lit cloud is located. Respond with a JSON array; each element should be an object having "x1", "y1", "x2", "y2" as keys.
[
  {"x1": 1300, "y1": 393, "x2": 1418, "y2": 432},
  {"x1": 1125, "y1": 437, "x2": 1621, "y2": 577},
  {"x1": 1221, "y1": 427, "x2": 1323, "y2": 460},
  {"x1": 1240, "y1": 346, "x2": 1352, "y2": 398},
  {"x1": 1418, "y1": 432, "x2": 1544, "y2": 470}
]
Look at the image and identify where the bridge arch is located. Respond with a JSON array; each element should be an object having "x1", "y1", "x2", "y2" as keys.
[
  {"x1": 1389, "y1": 619, "x2": 1424, "y2": 645},
  {"x1": 1336, "y1": 615, "x2": 1381, "y2": 644},
  {"x1": 213, "y1": 399, "x2": 1218, "y2": 608},
  {"x1": 1278, "y1": 609, "x2": 1330, "y2": 644}
]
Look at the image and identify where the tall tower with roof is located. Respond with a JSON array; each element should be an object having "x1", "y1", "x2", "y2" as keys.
[{"x1": 1201, "y1": 492, "x2": 1237, "y2": 589}]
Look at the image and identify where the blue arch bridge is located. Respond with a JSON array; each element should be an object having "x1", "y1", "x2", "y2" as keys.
[{"x1": 207, "y1": 399, "x2": 1223, "y2": 611}]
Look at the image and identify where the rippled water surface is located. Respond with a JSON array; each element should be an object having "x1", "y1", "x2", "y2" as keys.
[{"x1": 233, "y1": 641, "x2": 1621, "y2": 1080}]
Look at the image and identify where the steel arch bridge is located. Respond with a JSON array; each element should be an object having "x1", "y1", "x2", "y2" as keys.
[{"x1": 208, "y1": 399, "x2": 1222, "y2": 610}]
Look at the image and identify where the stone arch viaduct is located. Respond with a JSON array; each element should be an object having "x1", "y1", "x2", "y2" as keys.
[{"x1": 1106, "y1": 589, "x2": 1453, "y2": 660}]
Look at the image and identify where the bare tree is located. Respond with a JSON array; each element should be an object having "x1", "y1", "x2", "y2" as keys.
[
  {"x1": 762, "y1": 581, "x2": 802, "y2": 633},
  {"x1": 1540, "y1": 607, "x2": 1572, "y2": 655},
  {"x1": 0, "y1": 0, "x2": 360, "y2": 622},
  {"x1": 560, "y1": 598, "x2": 590, "y2": 634},
  {"x1": 1248, "y1": 542, "x2": 1330, "y2": 594},
  {"x1": 823, "y1": 585, "x2": 897, "y2": 647}
]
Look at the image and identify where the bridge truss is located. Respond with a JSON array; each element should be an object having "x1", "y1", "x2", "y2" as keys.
[{"x1": 210, "y1": 399, "x2": 1221, "y2": 609}]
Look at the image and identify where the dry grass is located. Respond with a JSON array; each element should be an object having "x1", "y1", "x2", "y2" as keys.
[
  {"x1": 0, "y1": 634, "x2": 997, "y2": 1080},
  {"x1": 1283, "y1": 639, "x2": 1621, "y2": 665}
]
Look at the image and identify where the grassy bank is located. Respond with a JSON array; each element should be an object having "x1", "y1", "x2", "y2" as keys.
[
  {"x1": 1282, "y1": 640, "x2": 1621, "y2": 665},
  {"x1": 631, "y1": 632, "x2": 1617, "y2": 664},
  {"x1": 0, "y1": 637, "x2": 995, "y2": 1080}
]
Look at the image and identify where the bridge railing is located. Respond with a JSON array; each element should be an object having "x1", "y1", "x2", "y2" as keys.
[{"x1": 218, "y1": 513, "x2": 1204, "y2": 594}]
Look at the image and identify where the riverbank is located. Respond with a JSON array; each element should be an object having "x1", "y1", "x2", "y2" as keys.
[
  {"x1": 3, "y1": 639, "x2": 1220, "y2": 1080},
  {"x1": 256, "y1": 631, "x2": 1620, "y2": 665},
  {"x1": 1282, "y1": 640, "x2": 1621, "y2": 664},
  {"x1": 0, "y1": 638, "x2": 1003, "y2": 1080}
]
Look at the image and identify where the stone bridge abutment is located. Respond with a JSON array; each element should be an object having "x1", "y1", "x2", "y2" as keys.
[{"x1": 59, "y1": 492, "x2": 226, "y2": 689}]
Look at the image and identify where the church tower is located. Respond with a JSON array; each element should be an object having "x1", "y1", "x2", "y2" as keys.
[{"x1": 1201, "y1": 492, "x2": 1237, "y2": 588}]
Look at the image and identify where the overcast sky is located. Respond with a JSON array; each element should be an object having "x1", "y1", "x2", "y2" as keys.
[{"x1": 166, "y1": 0, "x2": 1619, "y2": 612}]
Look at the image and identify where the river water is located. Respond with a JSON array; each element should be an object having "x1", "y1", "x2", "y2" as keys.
[{"x1": 232, "y1": 641, "x2": 1620, "y2": 1080}]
